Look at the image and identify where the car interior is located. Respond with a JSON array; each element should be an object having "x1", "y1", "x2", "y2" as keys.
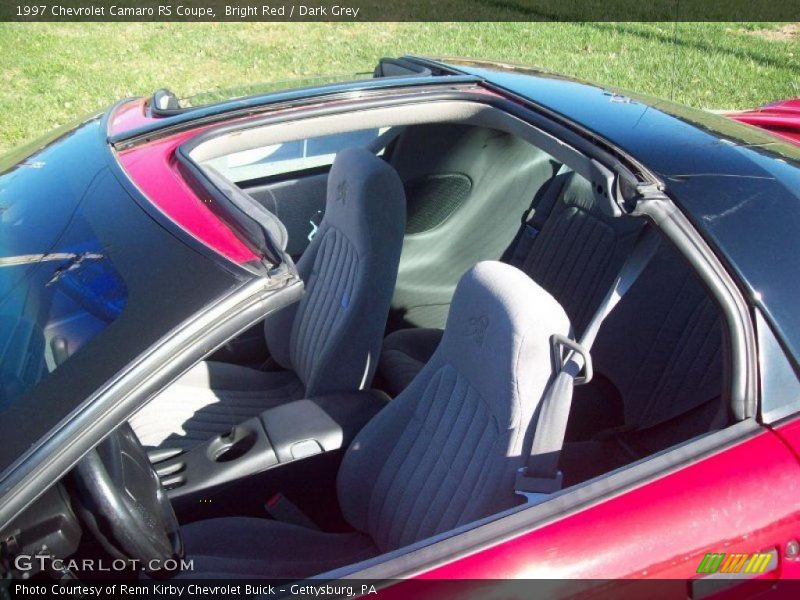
[{"x1": 2, "y1": 99, "x2": 732, "y2": 582}]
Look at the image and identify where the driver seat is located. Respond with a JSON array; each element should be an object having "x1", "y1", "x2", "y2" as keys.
[
  {"x1": 131, "y1": 147, "x2": 406, "y2": 451},
  {"x1": 178, "y1": 261, "x2": 570, "y2": 579}
]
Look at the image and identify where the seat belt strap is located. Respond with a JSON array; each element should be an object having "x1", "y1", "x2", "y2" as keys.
[
  {"x1": 516, "y1": 226, "x2": 662, "y2": 499},
  {"x1": 509, "y1": 164, "x2": 571, "y2": 268},
  {"x1": 265, "y1": 492, "x2": 320, "y2": 530}
]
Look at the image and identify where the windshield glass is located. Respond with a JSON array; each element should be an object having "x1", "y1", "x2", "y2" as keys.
[
  {"x1": 0, "y1": 193, "x2": 127, "y2": 409},
  {"x1": 177, "y1": 72, "x2": 373, "y2": 109},
  {"x1": 0, "y1": 120, "x2": 128, "y2": 408},
  {"x1": 0, "y1": 118, "x2": 243, "y2": 474}
]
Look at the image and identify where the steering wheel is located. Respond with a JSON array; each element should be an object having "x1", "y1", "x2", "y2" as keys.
[{"x1": 71, "y1": 423, "x2": 183, "y2": 570}]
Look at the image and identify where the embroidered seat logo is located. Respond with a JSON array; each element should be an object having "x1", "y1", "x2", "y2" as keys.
[{"x1": 465, "y1": 315, "x2": 489, "y2": 346}]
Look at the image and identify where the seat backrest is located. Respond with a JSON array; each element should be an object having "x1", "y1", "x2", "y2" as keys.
[
  {"x1": 337, "y1": 261, "x2": 570, "y2": 552},
  {"x1": 593, "y1": 243, "x2": 725, "y2": 436},
  {"x1": 521, "y1": 171, "x2": 644, "y2": 336},
  {"x1": 266, "y1": 147, "x2": 406, "y2": 396}
]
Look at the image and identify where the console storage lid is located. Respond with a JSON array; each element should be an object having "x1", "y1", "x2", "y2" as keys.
[{"x1": 260, "y1": 391, "x2": 389, "y2": 463}]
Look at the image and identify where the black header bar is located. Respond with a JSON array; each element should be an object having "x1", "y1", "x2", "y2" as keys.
[{"x1": 2, "y1": 0, "x2": 800, "y2": 22}]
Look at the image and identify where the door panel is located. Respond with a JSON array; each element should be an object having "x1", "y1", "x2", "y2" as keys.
[
  {"x1": 246, "y1": 172, "x2": 328, "y2": 259},
  {"x1": 412, "y1": 421, "x2": 800, "y2": 583}
]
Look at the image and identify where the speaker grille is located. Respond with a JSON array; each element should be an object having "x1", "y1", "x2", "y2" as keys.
[{"x1": 405, "y1": 174, "x2": 471, "y2": 234}]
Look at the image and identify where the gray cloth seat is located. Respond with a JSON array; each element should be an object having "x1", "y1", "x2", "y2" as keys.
[
  {"x1": 179, "y1": 261, "x2": 571, "y2": 579},
  {"x1": 132, "y1": 147, "x2": 406, "y2": 450},
  {"x1": 179, "y1": 519, "x2": 378, "y2": 580},
  {"x1": 378, "y1": 169, "x2": 643, "y2": 396},
  {"x1": 377, "y1": 327, "x2": 443, "y2": 397},
  {"x1": 590, "y1": 244, "x2": 724, "y2": 435}
]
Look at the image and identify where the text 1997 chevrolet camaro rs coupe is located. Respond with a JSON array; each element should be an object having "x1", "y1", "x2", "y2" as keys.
[{"x1": 1, "y1": 56, "x2": 799, "y2": 594}]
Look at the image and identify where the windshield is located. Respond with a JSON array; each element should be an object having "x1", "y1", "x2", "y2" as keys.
[
  {"x1": 0, "y1": 118, "x2": 244, "y2": 475},
  {"x1": 0, "y1": 121, "x2": 128, "y2": 408}
]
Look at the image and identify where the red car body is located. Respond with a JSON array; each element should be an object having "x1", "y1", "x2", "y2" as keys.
[
  {"x1": 729, "y1": 99, "x2": 800, "y2": 146},
  {"x1": 421, "y1": 421, "x2": 800, "y2": 580}
]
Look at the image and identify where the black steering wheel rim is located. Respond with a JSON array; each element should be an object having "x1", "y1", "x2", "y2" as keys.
[{"x1": 71, "y1": 423, "x2": 183, "y2": 569}]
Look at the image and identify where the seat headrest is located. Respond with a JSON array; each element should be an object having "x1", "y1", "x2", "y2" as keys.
[
  {"x1": 321, "y1": 147, "x2": 405, "y2": 244},
  {"x1": 559, "y1": 171, "x2": 639, "y2": 226},
  {"x1": 437, "y1": 261, "x2": 571, "y2": 430}
]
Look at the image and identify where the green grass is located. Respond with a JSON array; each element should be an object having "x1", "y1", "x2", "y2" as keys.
[{"x1": 0, "y1": 21, "x2": 797, "y2": 154}]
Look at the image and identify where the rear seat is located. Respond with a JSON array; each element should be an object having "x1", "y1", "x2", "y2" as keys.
[
  {"x1": 559, "y1": 243, "x2": 727, "y2": 485},
  {"x1": 378, "y1": 168, "x2": 727, "y2": 485},
  {"x1": 379, "y1": 169, "x2": 643, "y2": 395}
]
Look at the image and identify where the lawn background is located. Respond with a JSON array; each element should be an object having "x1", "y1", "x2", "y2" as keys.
[{"x1": 0, "y1": 22, "x2": 797, "y2": 154}]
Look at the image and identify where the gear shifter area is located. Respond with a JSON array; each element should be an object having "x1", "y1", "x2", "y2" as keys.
[
  {"x1": 150, "y1": 391, "x2": 388, "y2": 513},
  {"x1": 208, "y1": 425, "x2": 258, "y2": 463}
]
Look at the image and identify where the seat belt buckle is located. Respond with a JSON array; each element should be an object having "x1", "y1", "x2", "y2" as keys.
[
  {"x1": 520, "y1": 207, "x2": 540, "y2": 240},
  {"x1": 515, "y1": 467, "x2": 563, "y2": 502},
  {"x1": 523, "y1": 224, "x2": 540, "y2": 240}
]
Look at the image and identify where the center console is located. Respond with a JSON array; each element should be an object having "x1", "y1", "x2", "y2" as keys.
[{"x1": 150, "y1": 390, "x2": 388, "y2": 511}]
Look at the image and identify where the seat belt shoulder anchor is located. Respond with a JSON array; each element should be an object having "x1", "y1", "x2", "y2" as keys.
[{"x1": 550, "y1": 334, "x2": 593, "y2": 386}]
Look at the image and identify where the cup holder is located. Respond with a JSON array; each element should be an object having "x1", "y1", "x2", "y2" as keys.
[{"x1": 207, "y1": 426, "x2": 257, "y2": 463}]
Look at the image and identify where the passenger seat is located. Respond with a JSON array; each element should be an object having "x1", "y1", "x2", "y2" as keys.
[
  {"x1": 179, "y1": 261, "x2": 572, "y2": 579},
  {"x1": 131, "y1": 148, "x2": 406, "y2": 451},
  {"x1": 379, "y1": 169, "x2": 643, "y2": 396}
]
